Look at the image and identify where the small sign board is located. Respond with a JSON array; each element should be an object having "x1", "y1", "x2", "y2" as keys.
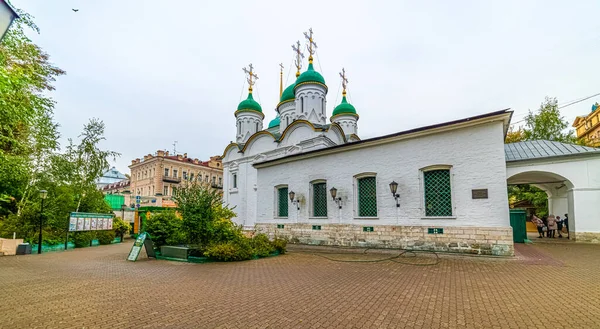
[
  {"x1": 472, "y1": 189, "x2": 489, "y2": 199},
  {"x1": 428, "y1": 228, "x2": 444, "y2": 234},
  {"x1": 127, "y1": 232, "x2": 155, "y2": 261}
]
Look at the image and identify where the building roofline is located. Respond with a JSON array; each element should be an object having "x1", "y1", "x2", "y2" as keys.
[{"x1": 254, "y1": 109, "x2": 512, "y2": 168}]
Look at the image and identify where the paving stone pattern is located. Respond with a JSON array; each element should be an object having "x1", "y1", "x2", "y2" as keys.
[{"x1": 0, "y1": 242, "x2": 599, "y2": 328}]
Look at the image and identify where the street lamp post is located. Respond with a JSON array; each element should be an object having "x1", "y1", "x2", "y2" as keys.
[
  {"x1": 0, "y1": 0, "x2": 19, "y2": 43},
  {"x1": 38, "y1": 190, "x2": 48, "y2": 254}
]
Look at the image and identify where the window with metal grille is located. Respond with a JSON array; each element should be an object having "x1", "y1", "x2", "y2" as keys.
[
  {"x1": 312, "y1": 182, "x2": 328, "y2": 217},
  {"x1": 277, "y1": 187, "x2": 288, "y2": 217},
  {"x1": 423, "y1": 169, "x2": 452, "y2": 217},
  {"x1": 357, "y1": 176, "x2": 377, "y2": 217}
]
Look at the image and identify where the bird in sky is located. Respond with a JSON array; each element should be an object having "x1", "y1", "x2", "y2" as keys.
[{"x1": 72, "y1": 9, "x2": 79, "y2": 12}]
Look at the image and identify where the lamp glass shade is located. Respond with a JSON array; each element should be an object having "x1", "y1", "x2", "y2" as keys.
[
  {"x1": 329, "y1": 187, "x2": 337, "y2": 200},
  {"x1": 389, "y1": 181, "x2": 398, "y2": 195},
  {"x1": 0, "y1": 1, "x2": 18, "y2": 42},
  {"x1": 39, "y1": 190, "x2": 48, "y2": 199},
  {"x1": 288, "y1": 191, "x2": 295, "y2": 201}
]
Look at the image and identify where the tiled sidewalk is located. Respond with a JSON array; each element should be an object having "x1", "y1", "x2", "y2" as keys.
[{"x1": 0, "y1": 241, "x2": 598, "y2": 328}]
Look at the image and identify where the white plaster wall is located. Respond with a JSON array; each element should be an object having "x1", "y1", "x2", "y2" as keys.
[
  {"x1": 278, "y1": 102, "x2": 295, "y2": 133},
  {"x1": 507, "y1": 157, "x2": 600, "y2": 234},
  {"x1": 295, "y1": 85, "x2": 327, "y2": 125},
  {"x1": 236, "y1": 112, "x2": 263, "y2": 143},
  {"x1": 332, "y1": 114, "x2": 358, "y2": 136},
  {"x1": 256, "y1": 121, "x2": 510, "y2": 228}
]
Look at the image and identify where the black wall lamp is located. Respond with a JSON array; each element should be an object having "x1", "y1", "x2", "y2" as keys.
[
  {"x1": 389, "y1": 181, "x2": 400, "y2": 207},
  {"x1": 289, "y1": 191, "x2": 300, "y2": 210},
  {"x1": 329, "y1": 187, "x2": 342, "y2": 209}
]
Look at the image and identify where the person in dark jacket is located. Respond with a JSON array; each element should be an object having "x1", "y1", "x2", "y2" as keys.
[
  {"x1": 564, "y1": 214, "x2": 569, "y2": 239},
  {"x1": 556, "y1": 215, "x2": 564, "y2": 238}
]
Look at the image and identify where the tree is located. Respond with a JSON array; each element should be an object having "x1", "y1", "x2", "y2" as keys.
[
  {"x1": 0, "y1": 6, "x2": 64, "y2": 214},
  {"x1": 522, "y1": 97, "x2": 576, "y2": 143},
  {"x1": 505, "y1": 128, "x2": 525, "y2": 143}
]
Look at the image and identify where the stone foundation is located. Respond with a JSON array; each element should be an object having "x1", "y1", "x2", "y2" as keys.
[
  {"x1": 255, "y1": 224, "x2": 514, "y2": 256},
  {"x1": 571, "y1": 232, "x2": 600, "y2": 243}
]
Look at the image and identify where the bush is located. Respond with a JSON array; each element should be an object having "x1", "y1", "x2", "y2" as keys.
[
  {"x1": 145, "y1": 211, "x2": 183, "y2": 247},
  {"x1": 97, "y1": 230, "x2": 116, "y2": 245},
  {"x1": 73, "y1": 232, "x2": 93, "y2": 248},
  {"x1": 113, "y1": 217, "x2": 131, "y2": 240},
  {"x1": 271, "y1": 237, "x2": 287, "y2": 254},
  {"x1": 251, "y1": 234, "x2": 275, "y2": 257},
  {"x1": 204, "y1": 238, "x2": 254, "y2": 261}
]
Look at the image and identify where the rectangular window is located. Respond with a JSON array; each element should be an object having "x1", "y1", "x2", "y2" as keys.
[
  {"x1": 357, "y1": 176, "x2": 377, "y2": 217},
  {"x1": 205, "y1": 176, "x2": 209, "y2": 182},
  {"x1": 164, "y1": 168, "x2": 169, "y2": 176},
  {"x1": 312, "y1": 182, "x2": 328, "y2": 217},
  {"x1": 190, "y1": 173, "x2": 194, "y2": 181},
  {"x1": 277, "y1": 187, "x2": 288, "y2": 217},
  {"x1": 212, "y1": 176, "x2": 216, "y2": 184},
  {"x1": 219, "y1": 177, "x2": 222, "y2": 185},
  {"x1": 173, "y1": 169, "x2": 178, "y2": 178},
  {"x1": 233, "y1": 174, "x2": 237, "y2": 188},
  {"x1": 424, "y1": 169, "x2": 452, "y2": 217},
  {"x1": 312, "y1": 225, "x2": 322, "y2": 230},
  {"x1": 163, "y1": 186, "x2": 168, "y2": 196},
  {"x1": 183, "y1": 171, "x2": 187, "y2": 180}
]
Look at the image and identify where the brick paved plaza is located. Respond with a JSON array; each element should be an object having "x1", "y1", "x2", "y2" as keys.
[{"x1": 1, "y1": 241, "x2": 599, "y2": 329}]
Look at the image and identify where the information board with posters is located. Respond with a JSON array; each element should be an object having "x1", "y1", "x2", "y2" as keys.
[{"x1": 68, "y1": 213, "x2": 114, "y2": 232}]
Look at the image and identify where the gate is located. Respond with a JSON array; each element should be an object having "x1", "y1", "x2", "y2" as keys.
[{"x1": 509, "y1": 209, "x2": 527, "y2": 243}]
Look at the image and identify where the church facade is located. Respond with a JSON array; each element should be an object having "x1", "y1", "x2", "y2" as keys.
[{"x1": 223, "y1": 30, "x2": 515, "y2": 256}]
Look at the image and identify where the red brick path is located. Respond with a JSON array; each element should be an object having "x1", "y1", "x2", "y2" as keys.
[{"x1": 0, "y1": 242, "x2": 599, "y2": 328}]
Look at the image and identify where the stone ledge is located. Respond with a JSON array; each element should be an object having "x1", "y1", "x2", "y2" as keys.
[{"x1": 256, "y1": 224, "x2": 514, "y2": 256}]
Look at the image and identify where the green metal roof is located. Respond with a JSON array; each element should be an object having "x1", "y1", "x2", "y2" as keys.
[
  {"x1": 280, "y1": 82, "x2": 296, "y2": 102},
  {"x1": 268, "y1": 115, "x2": 281, "y2": 128},
  {"x1": 332, "y1": 96, "x2": 357, "y2": 116},
  {"x1": 237, "y1": 93, "x2": 262, "y2": 113},
  {"x1": 295, "y1": 63, "x2": 326, "y2": 87}
]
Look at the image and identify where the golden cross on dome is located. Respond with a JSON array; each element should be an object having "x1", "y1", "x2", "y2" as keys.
[
  {"x1": 291, "y1": 40, "x2": 304, "y2": 78},
  {"x1": 242, "y1": 63, "x2": 259, "y2": 93},
  {"x1": 339, "y1": 68, "x2": 348, "y2": 96},
  {"x1": 303, "y1": 28, "x2": 317, "y2": 63}
]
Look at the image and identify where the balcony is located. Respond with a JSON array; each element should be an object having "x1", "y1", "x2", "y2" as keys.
[
  {"x1": 211, "y1": 183, "x2": 223, "y2": 189},
  {"x1": 162, "y1": 175, "x2": 181, "y2": 183}
]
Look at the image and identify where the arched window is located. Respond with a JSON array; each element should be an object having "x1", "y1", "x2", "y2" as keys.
[
  {"x1": 421, "y1": 165, "x2": 453, "y2": 217},
  {"x1": 354, "y1": 173, "x2": 377, "y2": 217},
  {"x1": 275, "y1": 185, "x2": 288, "y2": 218},
  {"x1": 310, "y1": 180, "x2": 328, "y2": 218}
]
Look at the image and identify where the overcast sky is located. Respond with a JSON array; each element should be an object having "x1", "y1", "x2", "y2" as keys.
[{"x1": 14, "y1": 0, "x2": 600, "y2": 174}]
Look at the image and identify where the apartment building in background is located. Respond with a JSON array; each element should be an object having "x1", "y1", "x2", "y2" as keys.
[
  {"x1": 129, "y1": 150, "x2": 223, "y2": 207},
  {"x1": 573, "y1": 102, "x2": 600, "y2": 147}
]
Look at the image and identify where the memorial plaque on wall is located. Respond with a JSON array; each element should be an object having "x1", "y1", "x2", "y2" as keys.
[{"x1": 472, "y1": 189, "x2": 489, "y2": 199}]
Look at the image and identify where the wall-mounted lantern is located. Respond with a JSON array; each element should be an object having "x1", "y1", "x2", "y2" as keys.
[
  {"x1": 389, "y1": 181, "x2": 400, "y2": 207},
  {"x1": 289, "y1": 190, "x2": 300, "y2": 210},
  {"x1": 329, "y1": 187, "x2": 342, "y2": 209}
]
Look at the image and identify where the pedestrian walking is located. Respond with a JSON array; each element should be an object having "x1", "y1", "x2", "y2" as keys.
[
  {"x1": 531, "y1": 215, "x2": 545, "y2": 238},
  {"x1": 556, "y1": 216, "x2": 564, "y2": 238},
  {"x1": 564, "y1": 213, "x2": 570, "y2": 239},
  {"x1": 547, "y1": 215, "x2": 558, "y2": 238}
]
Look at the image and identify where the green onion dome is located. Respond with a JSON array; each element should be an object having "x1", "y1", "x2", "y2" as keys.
[
  {"x1": 280, "y1": 82, "x2": 296, "y2": 103},
  {"x1": 295, "y1": 63, "x2": 326, "y2": 88},
  {"x1": 332, "y1": 96, "x2": 357, "y2": 116},
  {"x1": 237, "y1": 93, "x2": 262, "y2": 113},
  {"x1": 268, "y1": 115, "x2": 280, "y2": 128}
]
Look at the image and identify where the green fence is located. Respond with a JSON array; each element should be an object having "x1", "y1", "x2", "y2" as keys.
[{"x1": 104, "y1": 194, "x2": 125, "y2": 210}]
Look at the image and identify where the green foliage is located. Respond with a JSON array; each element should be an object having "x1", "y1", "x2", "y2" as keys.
[
  {"x1": 508, "y1": 185, "x2": 548, "y2": 217},
  {"x1": 113, "y1": 217, "x2": 131, "y2": 238},
  {"x1": 145, "y1": 211, "x2": 184, "y2": 247},
  {"x1": 72, "y1": 231, "x2": 93, "y2": 248},
  {"x1": 522, "y1": 97, "x2": 575, "y2": 143},
  {"x1": 204, "y1": 239, "x2": 254, "y2": 261},
  {"x1": 172, "y1": 183, "x2": 236, "y2": 248},
  {"x1": 251, "y1": 234, "x2": 275, "y2": 257},
  {"x1": 271, "y1": 237, "x2": 287, "y2": 254},
  {"x1": 97, "y1": 230, "x2": 116, "y2": 245}
]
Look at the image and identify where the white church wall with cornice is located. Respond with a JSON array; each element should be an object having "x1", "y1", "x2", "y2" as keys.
[{"x1": 255, "y1": 121, "x2": 509, "y2": 228}]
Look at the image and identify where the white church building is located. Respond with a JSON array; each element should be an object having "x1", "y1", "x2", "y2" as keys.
[{"x1": 222, "y1": 31, "x2": 600, "y2": 256}]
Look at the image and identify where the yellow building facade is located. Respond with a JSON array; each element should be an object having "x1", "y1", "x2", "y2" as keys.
[
  {"x1": 573, "y1": 103, "x2": 600, "y2": 147},
  {"x1": 129, "y1": 150, "x2": 223, "y2": 207}
]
